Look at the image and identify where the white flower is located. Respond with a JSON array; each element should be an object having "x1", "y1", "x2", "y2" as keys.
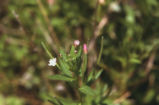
[
  {"x1": 48, "y1": 58, "x2": 57, "y2": 66},
  {"x1": 109, "y1": 2, "x2": 121, "y2": 12}
]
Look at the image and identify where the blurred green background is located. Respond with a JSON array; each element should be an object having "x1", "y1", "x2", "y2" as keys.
[{"x1": 0, "y1": 0, "x2": 159, "y2": 105}]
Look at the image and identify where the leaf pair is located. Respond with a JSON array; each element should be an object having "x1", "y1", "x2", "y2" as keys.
[{"x1": 48, "y1": 96, "x2": 79, "y2": 105}]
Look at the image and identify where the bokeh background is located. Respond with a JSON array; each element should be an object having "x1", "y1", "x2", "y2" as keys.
[{"x1": 0, "y1": 0, "x2": 159, "y2": 105}]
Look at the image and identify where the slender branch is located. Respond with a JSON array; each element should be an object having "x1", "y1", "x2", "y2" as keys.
[
  {"x1": 145, "y1": 51, "x2": 156, "y2": 75},
  {"x1": 37, "y1": 0, "x2": 61, "y2": 53},
  {"x1": 87, "y1": 15, "x2": 108, "y2": 71},
  {"x1": 88, "y1": 15, "x2": 108, "y2": 51},
  {"x1": 113, "y1": 91, "x2": 131, "y2": 104}
]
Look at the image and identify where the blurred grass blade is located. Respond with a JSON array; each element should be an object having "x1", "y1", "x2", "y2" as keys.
[
  {"x1": 41, "y1": 42, "x2": 53, "y2": 58},
  {"x1": 87, "y1": 70, "x2": 94, "y2": 82},
  {"x1": 94, "y1": 69, "x2": 103, "y2": 80},
  {"x1": 97, "y1": 36, "x2": 104, "y2": 64},
  {"x1": 129, "y1": 58, "x2": 141, "y2": 64},
  {"x1": 80, "y1": 54, "x2": 87, "y2": 78}
]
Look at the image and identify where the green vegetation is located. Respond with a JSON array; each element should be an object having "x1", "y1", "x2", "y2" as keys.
[{"x1": 0, "y1": 0, "x2": 159, "y2": 105}]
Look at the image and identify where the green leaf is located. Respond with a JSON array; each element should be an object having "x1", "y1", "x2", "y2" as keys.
[
  {"x1": 102, "y1": 99, "x2": 114, "y2": 105},
  {"x1": 59, "y1": 59, "x2": 72, "y2": 77},
  {"x1": 51, "y1": 18, "x2": 65, "y2": 27},
  {"x1": 80, "y1": 54, "x2": 87, "y2": 77},
  {"x1": 23, "y1": 0, "x2": 37, "y2": 5},
  {"x1": 56, "y1": 97, "x2": 79, "y2": 105},
  {"x1": 143, "y1": 89, "x2": 155, "y2": 103},
  {"x1": 48, "y1": 97, "x2": 60, "y2": 105},
  {"x1": 59, "y1": 49, "x2": 67, "y2": 61},
  {"x1": 87, "y1": 70, "x2": 94, "y2": 82},
  {"x1": 79, "y1": 85, "x2": 96, "y2": 96},
  {"x1": 75, "y1": 46, "x2": 82, "y2": 58},
  {"x1": 41, "y1": 42, "x2": 53, "y2": 58},
  {"x1": 48, "y1": 74, "x2": 74, "y2": 82},
  {"x1": 70, "y1": 45, "x2": 76, "y2": 57},
  {"x1": 97, "y1": 36, "x2": 104, "y2": 64},
  {"x1": 94, "y1": 69, "x2": 103, "y2": 80},
  {"x1": 67, "y1": 46, "x2": 82, "y2": 61},
  {"x1": 129, "y1": 58, "x2": 141, "y2": 64}
]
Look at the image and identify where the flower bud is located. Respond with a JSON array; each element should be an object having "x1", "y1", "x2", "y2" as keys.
[
  {"x1": 74, "y1": 40, "x2": 80, "y2": 47},
  {"x1": 83, "y1": 44, "x2": 88, "y2": 54},
  {"x1": 47, "y1": 0, "x2": 54, "y2": 6},
  {"x1": 99, "y1": 0, "x2": 105, "y2": 5},
  {"x1": 108, "y1": 2, "x2": 121, "y2": 12}
]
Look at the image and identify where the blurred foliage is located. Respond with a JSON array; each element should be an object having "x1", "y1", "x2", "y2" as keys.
[
  {"x1": 0, "y1": 94, "x2": 24, "y2": 105},
  {"x1": 0, "y1": 0, "x2": 159, "y2": 105}
]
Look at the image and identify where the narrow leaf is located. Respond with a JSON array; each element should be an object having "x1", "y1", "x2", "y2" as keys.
[
  {"x1": 59, "y1": 59, "x2": 72, "y2": 77},
  {"x1": 79, "y1": 85, "x2": 96, "y2": 96},
  {"x1": 48, "y1": 74, "x2": 74, "y2": 82},
  {"x1": 94, "y1": 69, "x2": 103, "y2": 80},
  {"x1": 59, "y1": 49, "x2": 67, "y2": 61},
  {"x1": 47, "y1": 96, "x2": 61, "y2": 105},
  {"x1": 97, "y1": 36, "x2": 104, "y2": 64},
  {"x1": 56, "y1": 97, "x2": 79, "y2": 105},
  {"x1": 129, "y1": 58, "x2": 141, "y2": 64},
  {"x1": 48, "y1": 98, "x2": 60, "y2": 105},
  {"x1": 87, "y1": 70, "x2": 94, "y2": 82},
  {"x1": 70, "y1": 45, "x2": 76, "y2": 57},
  {"x1": 80, "y1": 54, "x2": 87, "y2": 77},
  {"x1": 41, "y1": 42, "x2": 53, "y2": 58}
]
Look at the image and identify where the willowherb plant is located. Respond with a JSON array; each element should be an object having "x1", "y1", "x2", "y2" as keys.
[{"x1": 42, "y1": 38, "x2": 115, "y2": 105}]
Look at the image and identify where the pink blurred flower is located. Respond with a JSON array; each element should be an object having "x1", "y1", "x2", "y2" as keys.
[
  {"x1": 83, "y1": 44, "x2": 88, "y2": 54},
  {"x1": 74, "y1": 50, "x2": 77, "y2": 53},
  {"x1": 47, "y1": 0, "x2": 54, "y2": 6},
  {"x1": 99, "y1": 0, "x2": 105, "y2": 5},
  {"x1": 74, "y1": 40, "x2": 80, "y2": 47}
]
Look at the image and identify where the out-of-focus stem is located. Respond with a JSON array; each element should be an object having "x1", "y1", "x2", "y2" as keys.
[
  {"x1": 113, "y1": 91, "x2": 131, "y2": 104},
  {"x1": 37, "y1": 0, "x2": 61, "y2": 53}
]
